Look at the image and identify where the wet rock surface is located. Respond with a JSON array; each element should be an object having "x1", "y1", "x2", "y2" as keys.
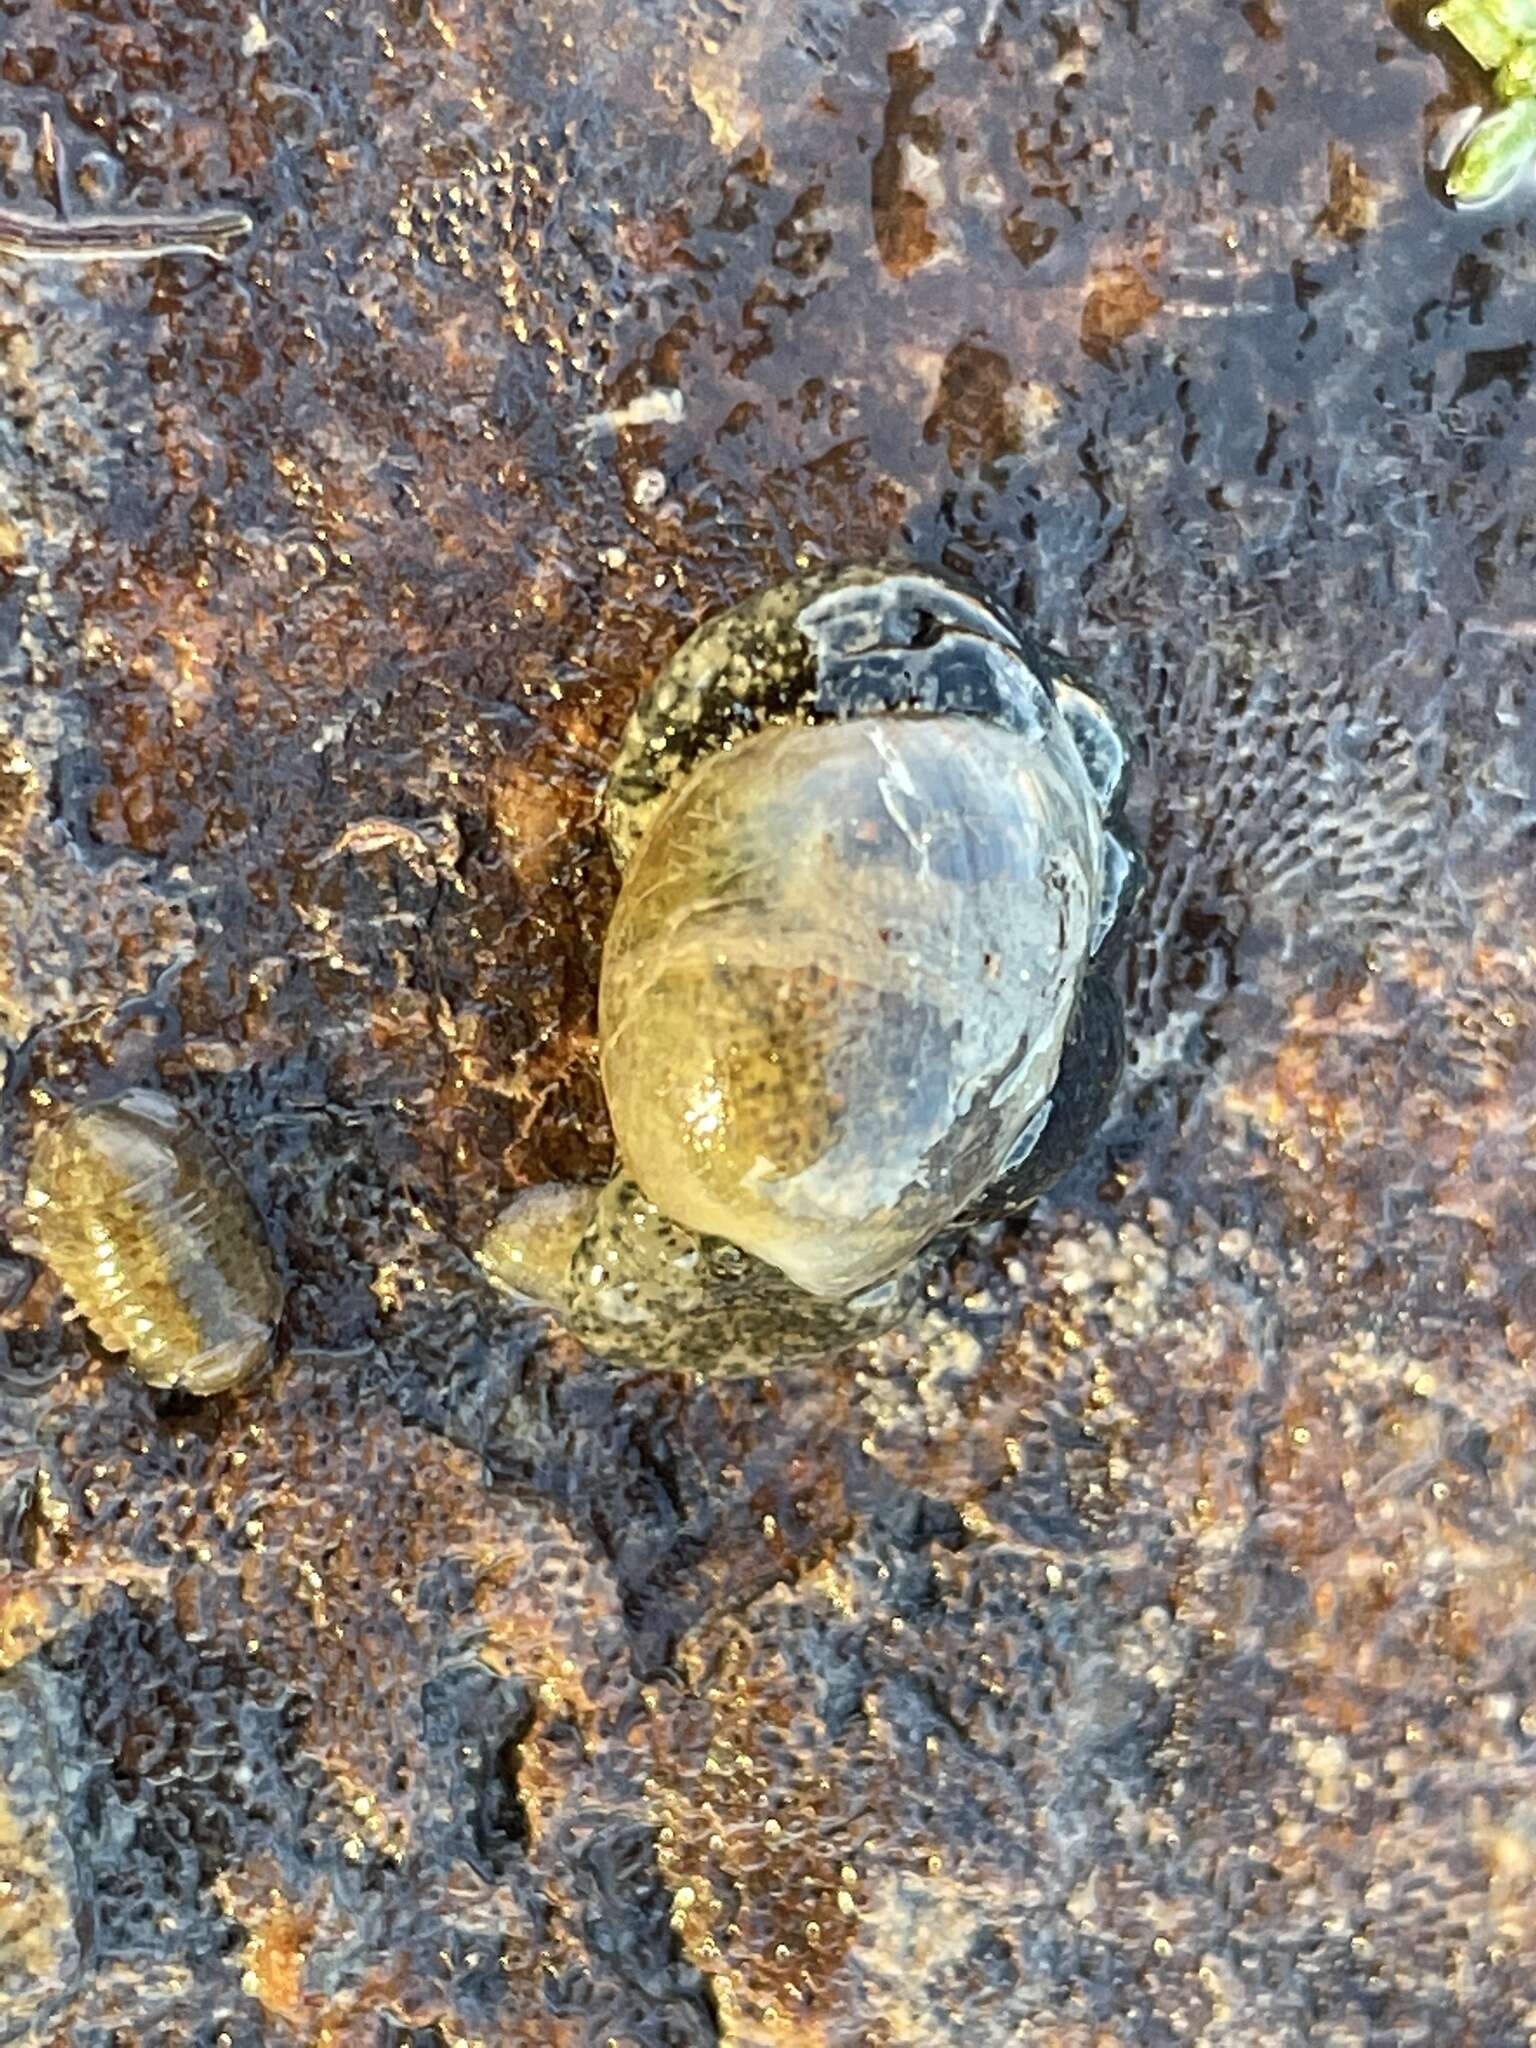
[
  {"x1": 2, "y1": 0, "x2": 1535, "y2": 2040},
  {"x1": 0, "y1": 1666, "x2": 84, "y2": 2032}
]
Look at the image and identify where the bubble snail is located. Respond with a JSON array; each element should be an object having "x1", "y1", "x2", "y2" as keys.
[{"x1": 480, "y1": 565, "x2": 1142, "y2": 1376}]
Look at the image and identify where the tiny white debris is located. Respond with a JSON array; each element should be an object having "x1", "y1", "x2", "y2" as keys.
[
  {"x1": 909, "y1": 3, "x2": 967, "y2": 59},
  {"x1": 242, "y1": 11, "x2": 269, "y2": 54},
  {"x1": 581, "y1": 386, "x2": 685, "y2": 439},
  {"x1": 323, "y1": 814, "x2": 464, "y2": 887},
  {"x1": 631, "y1": 467, "x2": 668, "y2": 508}
]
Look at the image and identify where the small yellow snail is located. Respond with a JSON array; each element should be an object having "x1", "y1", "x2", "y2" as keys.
[
  {"x1": 481, "y1": 564, "x2": 1140, "y2": 1374},
  {"x1": 26, "y1": 1090, "x2": 282, "y2": 1395}
]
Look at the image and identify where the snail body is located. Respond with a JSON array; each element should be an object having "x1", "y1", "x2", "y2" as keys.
[
  {"x1": 27, "y1": 1090, "x2": 282, "y2": 1395},
  {"x1": 482, "y1": 565, "x2": 1140, "y2": 1374},
  {"x1": 480, "y1": 1174, "x2": 917, "y2": 1380}
]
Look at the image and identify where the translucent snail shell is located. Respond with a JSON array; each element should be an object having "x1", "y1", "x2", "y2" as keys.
[{"x1": 602, "y1": 712, "x2": 1104, "y2": 1296}]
